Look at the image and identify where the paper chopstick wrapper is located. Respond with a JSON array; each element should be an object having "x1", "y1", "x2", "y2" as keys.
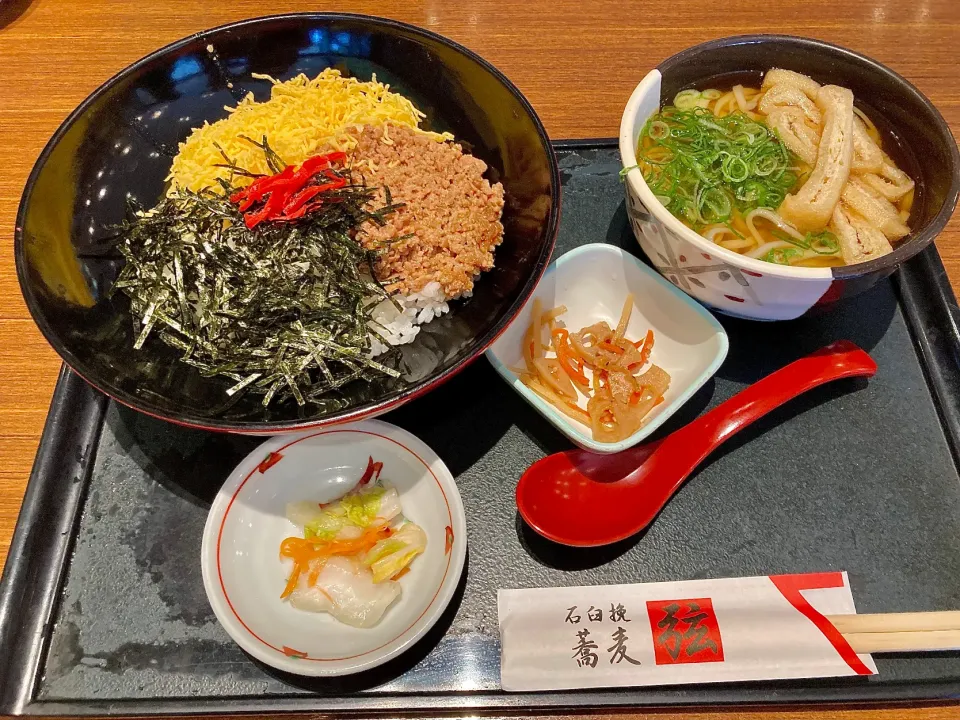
[{"x1": 498, "y1": 571, "x2": 876, "y2": 691}]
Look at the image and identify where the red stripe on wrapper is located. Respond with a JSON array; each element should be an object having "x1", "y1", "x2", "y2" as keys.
[{"x1": 769, "y1": 572, "x2": 873, "y2": 675}]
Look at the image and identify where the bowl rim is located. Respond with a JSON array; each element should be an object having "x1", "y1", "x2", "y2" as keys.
[
  {"x1": 198, "y1": 418, "x2": 468, "y2": 676},
  {"x1": 486, "y1": 242, "x2": 729, "y2": 454},
  {"x1": 15, "y1": 11, "x2": 561, "y2": 433},
  {"x1": 618, "y1": 33, "x2": 960, "y2": 282}
]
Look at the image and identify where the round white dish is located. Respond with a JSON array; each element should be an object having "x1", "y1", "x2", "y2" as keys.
[{"x1": 200, "y1": 419, "x2": 466, "y2": 677}]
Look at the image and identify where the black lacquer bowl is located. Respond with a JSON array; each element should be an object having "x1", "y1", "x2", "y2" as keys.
[{"x1": 15, "y1": 13, "x2": 560, "y2": 432}]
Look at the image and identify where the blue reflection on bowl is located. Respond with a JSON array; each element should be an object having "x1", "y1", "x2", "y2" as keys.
[{"x1": 171, "y1": 56, "x2": 203, "y2": 82}]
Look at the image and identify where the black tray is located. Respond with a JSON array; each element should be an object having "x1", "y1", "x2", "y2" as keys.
[{"x1": 3, "y1": 140, "x2": 960, "y2": 716}]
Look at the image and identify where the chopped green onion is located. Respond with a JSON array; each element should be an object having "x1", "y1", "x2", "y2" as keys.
[
  {"x1": 737, "y1": 179, "x2": 766, "y2": 204},
  {"x1": 762, "y1": 247, "x2": 804, "y2": 265},
  {"x1": 699, "y1": 187, "x2": 732, "y2": 223},
  {"x1": 770, "y1": 228, "x2": 808, "y2": 248},
  {"x1": 725, "y1": 223, "x2": 745, "y2": 239},
  {"x1": 808, "y1": 230, "x2": 840, "y2": 255},
  {"x1": 722, "y1": 155, "x2": 750, "y2": 183},
  {"x1": 674, "y1": 89, "x2": 701, "y2": 110},
  {"x1": 753, "y1": 152, "x2": 780, "y2": 177},
  {"x1": 636, "y1": 104, "x2": 801, "y2": 231},
  {"x1": 765, "y1": 189, "x2": 786, "y2": 207},
  {"x1": 648, "y1": 121, "x2": 670, "y2": 140}
]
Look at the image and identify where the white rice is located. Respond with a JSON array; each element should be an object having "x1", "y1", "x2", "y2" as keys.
[{"x1": 367, "y1": 281, "x2": 451, "y2": 357}]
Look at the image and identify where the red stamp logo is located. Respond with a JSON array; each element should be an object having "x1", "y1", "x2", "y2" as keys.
[{"x1": 646, "y1": 597, "x2": 724, "y2": 665}]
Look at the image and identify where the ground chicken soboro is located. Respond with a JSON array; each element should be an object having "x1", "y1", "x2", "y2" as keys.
[{"x1": 352, "y1": 124, "x2": 505, "y2": 298}]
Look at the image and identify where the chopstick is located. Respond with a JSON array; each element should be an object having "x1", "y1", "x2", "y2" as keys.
[
  {"x1": 828, "y1": 611, "x2": 960, "y2": 634},
  {"x1": 826, "y1": 612, "x2": 960, "y2": 653},
  {"x1": 842, "y1": 630, "x2": 960, "y2": 653}
]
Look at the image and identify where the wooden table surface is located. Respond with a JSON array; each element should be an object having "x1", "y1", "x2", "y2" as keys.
[{"x1": 1, "y1": 0, "x2": 959, "y2": 717}]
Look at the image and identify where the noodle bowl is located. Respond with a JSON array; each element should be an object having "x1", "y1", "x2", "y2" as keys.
[
  {"x1": 618, "y1": 35, "x2": 960, "y2": 322},
  {"x1": 633, "y1": 69, "x2": 916, "y2": 269}
]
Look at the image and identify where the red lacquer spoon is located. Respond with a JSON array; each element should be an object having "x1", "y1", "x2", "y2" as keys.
[{"x1": 516, "y1": 340, "x2": 877, "y2": 547}]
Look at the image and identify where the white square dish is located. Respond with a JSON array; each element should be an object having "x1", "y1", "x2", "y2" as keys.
[{"x1": 486, "y1": 243, "x2": 729, "y2": 453}]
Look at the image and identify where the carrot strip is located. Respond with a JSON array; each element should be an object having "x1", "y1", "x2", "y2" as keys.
[
  {"x1": 599, "y1": 339, "x2": 625, "y2": 354},
  {"x1": 281, "y1": 526, "x2": 392, "y2": 597},
  {"x1": 635, "y1": 329, "x2": 655, "y2": 365},
  {"x1": 549, "y1": 327, "x2": 589, "y2": 387},
  {"x1": 281, "y1": 561, "x2": 304, "y2": 599},
  {"x1": 557, "y1": 343, "x2": 589, "y2": 386},
  {"x1": 280, "y1": 527, "x2": 392, "y2": 565}
]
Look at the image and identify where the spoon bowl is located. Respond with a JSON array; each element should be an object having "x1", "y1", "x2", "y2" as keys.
[
  {"x1": 516, "y1": 340, "x2": 878, "y2": 547},
  {"x1": 517, "y1": 442, "x2": 661, "y2": 547}
]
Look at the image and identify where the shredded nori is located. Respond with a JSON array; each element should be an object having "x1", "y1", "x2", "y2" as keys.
[{"x1": 111, "y1": 163, "x2": 404, "y2": 408}]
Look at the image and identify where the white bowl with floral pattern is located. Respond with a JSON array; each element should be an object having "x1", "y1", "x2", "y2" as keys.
[{"x1": 618, "y1": 36, "x2": 960, "y2": 321}]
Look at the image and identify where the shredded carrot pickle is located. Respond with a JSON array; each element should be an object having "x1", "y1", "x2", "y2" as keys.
[
  {"x1": 515, "y1": 296, "x2": 671, "y2": 443},
  {"x1": 280, "y1": 525, "x2": 393, "y2": 599}
]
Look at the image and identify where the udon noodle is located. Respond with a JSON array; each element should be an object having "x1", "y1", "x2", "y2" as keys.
[{"x1": 635, "y1": 69, "x2": 915, "y2": 268}]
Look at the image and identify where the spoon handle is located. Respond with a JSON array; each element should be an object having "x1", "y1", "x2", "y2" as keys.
[{"x1": 655, "y1": 340, "x2": 877, "y2": 477}]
